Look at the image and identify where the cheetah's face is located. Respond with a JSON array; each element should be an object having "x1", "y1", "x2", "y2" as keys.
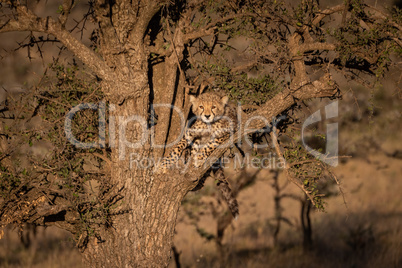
[{"x1": 190, "y1": 93, "x2": 229, "y2": 123}]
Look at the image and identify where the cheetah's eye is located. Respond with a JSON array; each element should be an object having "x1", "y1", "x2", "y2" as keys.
[
  {"x1": 212, "y1": 105, "x2": 216, "y2": 109},
  {"x1": 199, "y1": 105, "x2": 204, "y2": 110}
]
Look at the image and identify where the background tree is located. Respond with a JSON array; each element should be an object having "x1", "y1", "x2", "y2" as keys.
[{"x1": 0, "y1": 0, "x2": 401, "y2": 267}]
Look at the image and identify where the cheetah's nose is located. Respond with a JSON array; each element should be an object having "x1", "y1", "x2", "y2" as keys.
[{"x1": 205, "y1": 115, "x2": 211, "y2": 119}]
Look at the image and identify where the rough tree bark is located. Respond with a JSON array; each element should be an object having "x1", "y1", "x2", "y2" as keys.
[
  {"x1": 1, "y1": 1, "x2": 399, "y2": 267},
  {"x1": 0, "y1": 1, "x2": 335, "y2": 266}
]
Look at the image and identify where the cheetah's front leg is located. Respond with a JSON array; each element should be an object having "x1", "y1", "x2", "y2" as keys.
[
  {"x1": 156, "y1": 129, "x2": 198, "y2": 173},
  {"x1": 192, "y1": 130, "x2": 231, "y2": 168}
]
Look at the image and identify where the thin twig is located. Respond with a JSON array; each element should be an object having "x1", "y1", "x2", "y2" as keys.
[{"x1": 269, "y1": 126, "x2": 317, "y2": 207}]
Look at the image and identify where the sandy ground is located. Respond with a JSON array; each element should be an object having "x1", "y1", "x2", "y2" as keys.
[
  {"x1": 2, "y1": 148, "x2": 401, "y2": 268},
  {"x1": 0, "y1": 1, "x2": 401, "y2": 266}
]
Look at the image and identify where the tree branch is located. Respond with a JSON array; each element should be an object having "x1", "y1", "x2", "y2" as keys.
[
  {"x1": 183, "y1": 12, "x2": 257, "y2": 43},
  {"x1": 184, "y1": 28, "x2": 216, "y2": 43},
  {"x1": 313, "y1": 4, "x2": 345, "y2": 25},
  {"x1": 0, "y1": 5, "x2": 114, "y2": 82},
  {"x1": 59, "y1": 0, "x2": 74, "y2": 27},
  {"x1": 269, "y1": 127, "x2": 317, "y2": 207},
  {"x1": 168, "y1": 73, "x2": 338, "y2": 186},
  {"x1": 131, "y1": 1, "x2": 167, "y2": 41},
  {"x1": 297, "y1": 42, "x2": 337, "y2": 54}
]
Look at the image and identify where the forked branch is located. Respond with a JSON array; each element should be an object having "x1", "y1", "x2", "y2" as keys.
[
  {"x1": 0, "y1": 4, "x2": 114, "y2": 81},
  {"x1": 177, "y1": 73, "x2": 338, "y2": 187}
]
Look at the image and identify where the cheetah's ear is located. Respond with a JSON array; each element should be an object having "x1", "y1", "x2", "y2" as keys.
[
  {"x1": 221, "y1": 96, "x2": 229, "y2": 105},
  {"x1": 189, "y1": 95, "x2": 197, "y2": 104}
]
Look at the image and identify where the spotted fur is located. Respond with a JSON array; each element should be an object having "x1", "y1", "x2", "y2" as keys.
[{"x1": 158, "y1": 92, "x2": 239, "y2": 218}]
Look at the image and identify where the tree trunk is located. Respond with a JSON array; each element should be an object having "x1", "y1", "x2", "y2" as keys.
[
  {"x1": 301, "y1": 195, "x2": 313, "y2": 251},
  {"x1": 76, "y1": 6, "x2": 192, "y2": 261},
  {"x1": 80, "y1": 82, "x2": 193, "y2": 266},
  {"x1": 75, "y1": 51, "x2": 192, "y2": 265},
  {"x1": 82, "y1": 172, "x2": 191, "y2": 267}
]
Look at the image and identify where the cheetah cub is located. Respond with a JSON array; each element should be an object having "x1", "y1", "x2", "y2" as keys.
[{"x1": 158, "y1": 92, "x2": 239, "y2": 218}]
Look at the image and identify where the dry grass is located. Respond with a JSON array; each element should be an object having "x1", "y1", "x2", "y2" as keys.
[
  {"x1": 0, "y1": 226, "x2": 82, "y2": 268},
  {"x1": 170, "y1": 152, "x2": 402, "y2": 268},
  {"x1": 0, "y1": 7, "x2": 401, "y2": 266},
  {"x1": 170, "y1": 83, "x2": 402, "y2": 268},
  {"x1": 1, "y1": 79, "x2": 401, "y2": 268}
]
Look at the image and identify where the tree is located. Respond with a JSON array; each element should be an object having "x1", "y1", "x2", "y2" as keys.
[{"x1": 0, "y1": 0, "x2": 400, "y2": 267}]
